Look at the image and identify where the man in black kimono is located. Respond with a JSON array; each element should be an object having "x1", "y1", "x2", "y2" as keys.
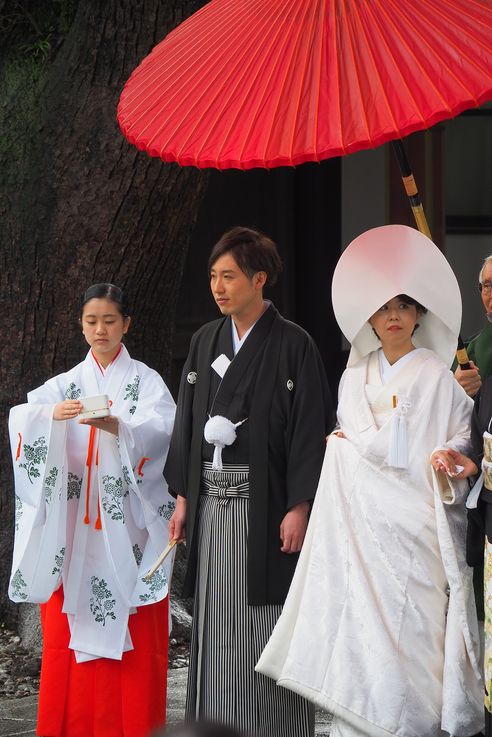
[{"x1": 166, "y1": 227, "x2": 333, "y2": 737}]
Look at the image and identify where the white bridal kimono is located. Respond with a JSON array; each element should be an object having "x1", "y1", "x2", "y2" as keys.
[
  {"x1": 257, "y1": 348, "x2": 484, "y2": 737},
  {"x1": 9, "y1": 345, "x2": 176, "y2": 662}
]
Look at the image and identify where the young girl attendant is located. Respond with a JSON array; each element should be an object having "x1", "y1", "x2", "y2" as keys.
[{"x1": 9, "y1": 283, "x2": 176, "y2": 737}]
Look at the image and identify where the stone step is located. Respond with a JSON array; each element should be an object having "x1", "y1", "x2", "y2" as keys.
[{"x1": 0, "y1": 667, "x2": 331, "y2": 736}]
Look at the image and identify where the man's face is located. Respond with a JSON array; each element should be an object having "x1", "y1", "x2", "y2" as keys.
[
  {"x1": 481, "y1": 262, "x2": 492, "y2": 314},
  {"x1": 209, "y1": 252, "x2": 264, "y2": 318}
]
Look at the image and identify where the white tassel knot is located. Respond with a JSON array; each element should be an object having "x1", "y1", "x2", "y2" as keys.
[
  {"x1": 387, "y1": 396, "x2": 411, "y2": 469},
  {"x1": 204, "y1": 415, "x2": 245, "y2": 471}
]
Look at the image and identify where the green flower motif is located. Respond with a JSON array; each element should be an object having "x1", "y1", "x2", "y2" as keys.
[
  {"x1": 44, "y1": 467, "x2": 58, "y2": 503},
  {"x1": 124, "y1": 376, "x2": 140, "y2": 415},
  {"x1": 139, "y1": 569, "x2": 166, "y2": 603},
  {"x1": 19, "y1": 437, "x2": 48, "y2": 484},
  {"x1": 65, "y1": 382, "x2": 81, "y2": 400},
  {"x1": 101, "y1": 475, "x2": 128, "y2": 522},
  {"x1": 122, "y1": 465, "x2": 132, "y2": 486},
  {"x1": 91, "y1": 580, "x2": 103, "y2": 597},
  {"x1": 11, "y1": 569, "x2": 28, "y2": 600},
  {"x1": 89, "y1": 576, "x2": 116, "y2": 626},
  {"x1": 67, "y1": 472, "x2": 82, "y2": 500},
  {"x1": 52, "y1": 547, "x2": 66, "y2": 576},
  {"x1": 133, "y1": 544, "x2": 143, "y2": 566},
  {"x1": 15, "y1": 495, "x2": 23, "y2": 531},
  {"x1": 158, "y1": 499, "x2": 176, "y2": 520}
]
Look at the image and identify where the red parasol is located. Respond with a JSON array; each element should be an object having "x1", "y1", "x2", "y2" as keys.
[
  {"x1": 118, "y1": 0, "x2": 492, "y2": 171},
  {"x1": 118, "y1": 0, "x2": 492, "y2": 367}
]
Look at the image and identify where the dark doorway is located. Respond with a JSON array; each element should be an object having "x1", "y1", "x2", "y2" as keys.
[{"x1": 171, "y1": 159, "x2": 343, "y2": 397}]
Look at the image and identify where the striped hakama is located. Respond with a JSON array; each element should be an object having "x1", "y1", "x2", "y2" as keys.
[{"x1": 186, "y1": 462, "x2": 314, "y2": 737}]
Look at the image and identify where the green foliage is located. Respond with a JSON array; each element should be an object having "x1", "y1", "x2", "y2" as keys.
[
  {"x1": 0, "y1": 1, "x2": 78, "y2": 61},
  {"x1": 0, "y1": 2, "x2": 78, "y2": 187},
  {"x1": 18, "y1": 32, "x2": 53, "y2": 60}
]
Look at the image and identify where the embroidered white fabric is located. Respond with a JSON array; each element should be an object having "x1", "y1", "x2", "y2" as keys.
[{"x1": 257, "y1": 348, "x2": 483, "y2": 737}]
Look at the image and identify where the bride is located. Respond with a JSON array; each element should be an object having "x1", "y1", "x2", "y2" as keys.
[{"x1": 256, "y1": 225, "x2": 484, "y2": 737}]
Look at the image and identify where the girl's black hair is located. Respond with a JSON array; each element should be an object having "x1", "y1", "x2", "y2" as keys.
[{"x1": 81, "y1": 283, "x2": 130, "y2": 318}]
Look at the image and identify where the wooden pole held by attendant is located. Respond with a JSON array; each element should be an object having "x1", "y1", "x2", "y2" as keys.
[{"x1": 391, "y1": 139, "x2": 470, "y2": 369}]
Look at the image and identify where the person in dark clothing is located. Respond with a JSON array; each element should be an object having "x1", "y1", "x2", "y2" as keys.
[
  {"x1": 465, "y1": 375, "x2": 492, "y2": 737},
  {"x1": 165, "y1": 227, "x2": 333, "y2": 737}
]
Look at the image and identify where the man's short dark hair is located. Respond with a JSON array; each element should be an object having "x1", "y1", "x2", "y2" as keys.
[{"x1": 208, "y1": 227, "x2": 283, "y2": 287}]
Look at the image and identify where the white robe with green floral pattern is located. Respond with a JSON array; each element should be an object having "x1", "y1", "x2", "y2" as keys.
[{"x1": 9, "y1": 345, "x2": 176, "y2": 662}]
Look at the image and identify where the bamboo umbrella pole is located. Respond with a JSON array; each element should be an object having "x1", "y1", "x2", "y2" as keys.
[
  {"x1": 391, "y1": 139, "x2": 470, "y2": 369},
  {"x1": 391, "y1": 139, "x2": 432, "y2": 239}
]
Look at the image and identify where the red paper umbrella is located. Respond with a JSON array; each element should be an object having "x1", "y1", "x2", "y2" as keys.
[{"x1": 118, "y1": 0, "x2": 492, "y2": 171}]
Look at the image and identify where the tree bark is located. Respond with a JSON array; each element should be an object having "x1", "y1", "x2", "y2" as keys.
[{"x1": 0, "y1": 0, "x2": 209, "y2": 625}]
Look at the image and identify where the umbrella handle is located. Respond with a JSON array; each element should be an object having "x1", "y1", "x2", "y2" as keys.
[
  {"x1": 391, "y1": 139, "x2": 432, "y2": 240},
  {"x1": 391, "y1": 140, "x2": 470, "y2": 369},
  {"x1": 456, "y1": 336, "x2": 471, "y2": 371}
]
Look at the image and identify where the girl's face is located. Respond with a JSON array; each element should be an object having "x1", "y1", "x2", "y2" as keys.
[
  {"x1": 368, "y1": 296, "x2": 420, "y2": 351},
  {"x1": 81, "y1": 298, "x2": 130, "y2": 361}
]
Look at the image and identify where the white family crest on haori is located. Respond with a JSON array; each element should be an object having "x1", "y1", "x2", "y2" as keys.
[{"x1": 9, "y1": 345, "x2": 176, "y2": 662}]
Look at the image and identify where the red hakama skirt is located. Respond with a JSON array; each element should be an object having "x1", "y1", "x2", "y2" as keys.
[{"x1": 37, "y1": 587, "x2": 168, "y2": 737}]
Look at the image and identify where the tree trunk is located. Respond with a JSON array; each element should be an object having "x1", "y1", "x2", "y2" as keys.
[{"x1": 0, "y1": 0, "x2": 209, "y2": 625}]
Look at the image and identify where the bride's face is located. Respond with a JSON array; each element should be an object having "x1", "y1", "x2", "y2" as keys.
[{"x1": 368, "y1": 296, "x2": 420, "y2": 348}]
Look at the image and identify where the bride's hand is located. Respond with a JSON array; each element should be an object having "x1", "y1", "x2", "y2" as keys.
[
  {"x1": 430, "y1": 448, "x2": 477, "y2": 479},
  {"x1": 326, "y1": 431, "x2": 345, "y2": 443}
]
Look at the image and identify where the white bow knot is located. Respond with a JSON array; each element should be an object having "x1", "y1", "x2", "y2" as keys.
[{"x1": 204, "y1": 415, "x2": 247, "y2": 471}]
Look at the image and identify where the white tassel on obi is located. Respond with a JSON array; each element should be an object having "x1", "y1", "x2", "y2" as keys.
[
  {"x1": 387, "y1": 395, "x2": 411, "y2": 469},
  {"x1": 204, "y1": 415, "x2": 247, "y2": 471}
]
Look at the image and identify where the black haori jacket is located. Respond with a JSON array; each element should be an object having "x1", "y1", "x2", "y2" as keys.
[{"x1": 165, "y1": 303, "x2": 333, "y2": 605}]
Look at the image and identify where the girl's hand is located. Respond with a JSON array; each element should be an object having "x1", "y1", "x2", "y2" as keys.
[
  {"x1": 53, "y1": 400, "x2": 83, "y2": 421},
  {"x1": 431, "y1": 448, "x2": 478, "y2": 479},
  {"x1": 79, "y1": 415, "x2": 119, "y2": 436}
]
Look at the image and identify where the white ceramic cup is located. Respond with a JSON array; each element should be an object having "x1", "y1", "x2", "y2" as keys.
[{"x1": 79, "y1": 394, "x2": 110, "y2": 419}]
